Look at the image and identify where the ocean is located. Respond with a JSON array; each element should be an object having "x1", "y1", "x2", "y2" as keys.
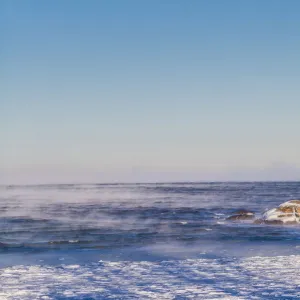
[{"x1": 1, "y1": 182, "x2": 300, "y2": 299}]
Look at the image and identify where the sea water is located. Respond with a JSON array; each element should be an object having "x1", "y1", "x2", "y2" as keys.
[{"x1": 1, "y1": 182, "x2": 300, "y2": 299}]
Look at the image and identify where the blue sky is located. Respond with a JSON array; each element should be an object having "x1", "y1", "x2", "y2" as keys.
[{"x1": 1, "y1": 0, "x2": 300, "y2": 183}]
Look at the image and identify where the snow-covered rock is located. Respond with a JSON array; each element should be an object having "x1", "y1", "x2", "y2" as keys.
[{"x1": 263, "y1": 200, "x2": 300, "y2": 224}]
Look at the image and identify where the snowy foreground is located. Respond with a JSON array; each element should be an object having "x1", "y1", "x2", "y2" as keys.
[{"x1": 1, "y1": 255, "x2": 300, "y2": 299}]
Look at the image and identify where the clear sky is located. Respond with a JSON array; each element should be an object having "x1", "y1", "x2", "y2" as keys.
[{"x1": 1, "y1": 0, "x2": 300, "y2": 183}]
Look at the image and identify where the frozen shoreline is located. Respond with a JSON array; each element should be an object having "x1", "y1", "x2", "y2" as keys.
[{"x1": 1, "y1": 255, "x2": 300, "y2": 299}]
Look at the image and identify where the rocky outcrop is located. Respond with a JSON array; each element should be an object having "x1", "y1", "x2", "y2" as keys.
[
  {"x1": 226, "y1": 209, "x2": 255, "y2": 221},
  {"x1": 226, "y1": 200, "x2": 300, "y2": 225},
  {"x1": 262, "y1": 200, "x2": 300, "y2": 224}
]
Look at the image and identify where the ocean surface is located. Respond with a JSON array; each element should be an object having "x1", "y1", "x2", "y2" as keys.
[{"x1": 1, "y1": 182, "x2": 300, "y2": 299}]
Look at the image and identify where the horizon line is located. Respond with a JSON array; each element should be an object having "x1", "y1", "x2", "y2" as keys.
[{"x1": 1, "y1": 180, "x2": 299, "y2": 187}]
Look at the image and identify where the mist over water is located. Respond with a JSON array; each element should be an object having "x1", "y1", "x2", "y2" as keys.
[{"x1": 1, "y1": 182, "x2": 300, "y2": 299}]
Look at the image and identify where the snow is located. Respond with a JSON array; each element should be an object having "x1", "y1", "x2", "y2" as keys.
[{"x1": 1, "y1": 255, "x2": 300, "y2": 299}]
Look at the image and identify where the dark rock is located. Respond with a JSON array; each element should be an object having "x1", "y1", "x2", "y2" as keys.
[
  {"x1": 232, "y1": 209, "x2": 254, "y2": 215},
  {"x1": 226, "y1": 209, "x2": 255, "y2": 221},
  {"x1": 264, "y1": 220, "x2": 284, "y2": 225},
  {"x1": 253, "y1": 219, "x2": 264, "y2": 225},
  {"x1": 227, "y1": 214, "x2": 255, "y2": 221}
]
